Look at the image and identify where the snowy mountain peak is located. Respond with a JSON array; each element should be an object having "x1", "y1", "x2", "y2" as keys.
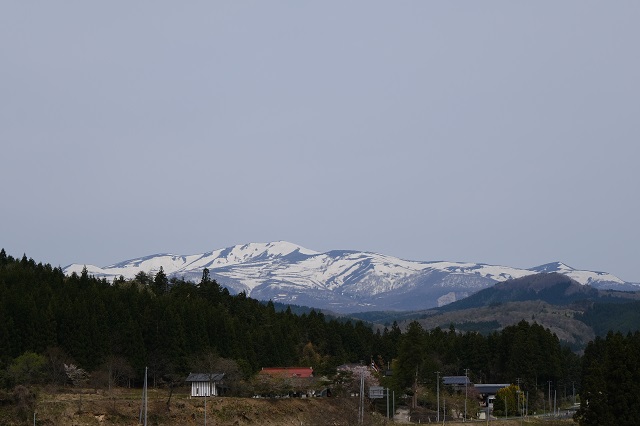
[
  {"x1": 530, "y1": 262, "x2": 575, "y2": 273},
  {"x1": 530, "y1": 262, "x2": 624, "y2": 286},
  {"x1": 215, "y1": 241, "x2": 318, "y2": 262},
  {"x1": 63, "y1": 242, "x2": 636, "y2": 313}
]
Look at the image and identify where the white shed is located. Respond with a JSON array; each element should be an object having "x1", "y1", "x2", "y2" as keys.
[{"x1": 185, "y1": 373, "x2": 225, "y2": 397}]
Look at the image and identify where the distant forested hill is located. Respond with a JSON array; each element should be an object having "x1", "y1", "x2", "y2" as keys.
[
  {"x1": 366, "y1": 273, "x2": 640, "y2": 351},
  {"x1": 435, "y1": 273, "x2": 598, "y2": 311},
  {"x1": 577, "y1": 301, "x2": 640, "y2": 336}
]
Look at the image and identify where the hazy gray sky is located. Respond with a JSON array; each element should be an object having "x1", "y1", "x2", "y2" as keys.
[{"x1": 2, "y1": 2, "x2": 639, "y2": 281}]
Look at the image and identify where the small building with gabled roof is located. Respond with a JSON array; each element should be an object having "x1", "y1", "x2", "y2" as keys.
[
  {"x1": 185, "y1": 373, "x2": 225, "y2": 397},
  {"x1": 443, "y1": 375, "x2": 471, "y2": 386},
  {"x1": 443, "y1": 375, "x2": 472, "y2": 393},
  {"x1": 255, "y1": 367, "x2": 316, "y2": 398},
  {"x1": 474, "y1": 383, "x2": 510, "y2": 409},
  {"x1": 258, "y1": 367, "x2": 313, "y2": 378}
]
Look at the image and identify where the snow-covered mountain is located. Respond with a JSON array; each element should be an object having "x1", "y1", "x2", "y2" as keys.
[{"x1": 63, "y1": 241, "x2": 637, "y2": 313}]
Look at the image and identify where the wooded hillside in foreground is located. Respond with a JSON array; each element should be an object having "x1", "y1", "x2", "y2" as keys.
[
  {"x1": 7, "y1": 248, "x2": 638, "y2": 425},
  {"x1": 0, "y1": 249, "x2": 577, "y2": 387}
]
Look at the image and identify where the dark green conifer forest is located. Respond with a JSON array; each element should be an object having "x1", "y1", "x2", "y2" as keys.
[
  {"x1": 575, "y1": 331, "x2": 640, "y2": 426},
  {"x1": 1, "y1": 249, "x2": 636, "y2": 423},
  {"x1": 0, "y1": 250, "x2": 383, "y2": 386}
]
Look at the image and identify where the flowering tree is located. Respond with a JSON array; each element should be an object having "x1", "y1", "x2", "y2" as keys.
[{"x1": 64, "y1": 363, "x2": 89, "y2": 386}]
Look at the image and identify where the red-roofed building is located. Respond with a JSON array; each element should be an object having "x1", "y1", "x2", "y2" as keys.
[
  {"x1": 254, "y1": 367, "x2": 317, "y2": 398},
  {"x1": 258, "y1": 367, "x2": 314, "y2": 378}
]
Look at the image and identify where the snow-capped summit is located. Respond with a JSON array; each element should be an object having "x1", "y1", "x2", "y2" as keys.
[
  {"x1": 529, "y1": 262, "x2": 625, "y2": 286},
  {"x1": 66, "y1": 241, "x2": 317, "y2": 283},
  {"x1": 63, "y1": 242, "x2": 636, "y2": 313}
]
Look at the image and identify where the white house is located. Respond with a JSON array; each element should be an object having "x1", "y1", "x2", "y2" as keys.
[{"x1": 185, "y1": 373, "x2": 225, "y2": 397}]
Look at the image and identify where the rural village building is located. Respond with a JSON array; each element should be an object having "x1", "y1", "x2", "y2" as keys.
[
  {"x1": 443, "y1": 376, "x2": 509, "y2": 414},
  {"x1": 185, "y1": 373, "x2": 225, "y2": 397},
  {"x1": 443, "y1": 375, "x2": 471, "y2": 390},
  {"x1": 258, "y1": 367, "x2": 314, "y2": 378},
  {"x1": 255, "y1": 367, "x2": 316, "y2": 397},
  {"x1": 474, "y1": 383, "x2": 510, "y2": 409}
]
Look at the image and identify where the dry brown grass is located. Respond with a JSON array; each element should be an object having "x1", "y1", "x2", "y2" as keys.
[
  {"x1": 1, "y1": 386, "x2": 393, "y2": 426},
  {"x1": 0, "y1": 386, "x2": 577, "y2": 425}
]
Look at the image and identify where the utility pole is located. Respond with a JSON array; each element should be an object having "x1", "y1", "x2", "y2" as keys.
[
  {"x1": 435, "y1": 371, "x2": 441, "y2": 422},
  {"x1": 412, "y1": 367, "x2": 418, "y2": 409},
  {"x1": 144, "y1": 367, "x2": 148, "y2": 426},
  {"x1": 359, "y1": 371, "x2": 364, "y2": 424},
  {"x1": 386, "y1": 387, "x2": 389, "y2": 419},
  {"x1": 515, "y1": 378, "x2": 521, "y2": 417},
  {"x1": 443, "y1": 397, "x2": 446, "y2": 425},
  {"x1": 548, "y1": 381, "x2": 552, "y2": 417},
  {"x1": 516, "y1": 390, "x2": 523, "y2": 426},
  {"x1": 464, "y1": 368, "x2": 469, "y2": 422},
  {"x1": 504, "y1": 395, "x2": 507, "y2": 418},
  {"x1": 486, "y1": 403, "x2": 489, "y2": 426}
]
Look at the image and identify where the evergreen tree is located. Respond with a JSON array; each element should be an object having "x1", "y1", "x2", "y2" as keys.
[
  {"x1": 153, "y1": 266, "x2": 169, "y2": 295},
  {"x1": 394, "y1": 321, "x2": 429, "y2": 390},
  {"x1": 134, "y1": 271, "x2": 151, "y2": 286},
  {"x1": 200, "y1": 267, "x2": 211, "y2": 285},
  {"x1": 576, "y1": 336, "x2": 613, "y2": 425}
]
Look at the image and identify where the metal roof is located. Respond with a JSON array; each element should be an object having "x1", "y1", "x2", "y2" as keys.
[
  {"x1": 474, "y1": 384, "x2": 510, "y2": 394},
  {"x1": 443, "y1": 376, "x2": 471, "y2": 386},
  {"x1": 259, "y1": 367, "x2": 314, "y2": 378},
  {"x1": 185, "y1": 373, "x2": 225, "y2": 382}
]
